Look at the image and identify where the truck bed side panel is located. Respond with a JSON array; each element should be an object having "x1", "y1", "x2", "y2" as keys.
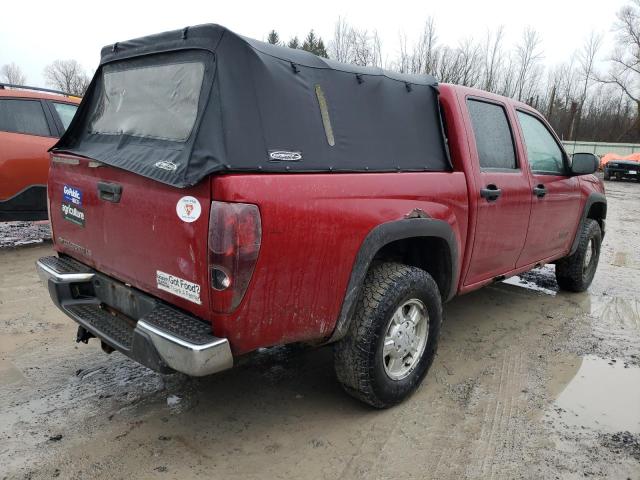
[{"x1": 211, "y1": 172, "x2": 468, "y2": 354}]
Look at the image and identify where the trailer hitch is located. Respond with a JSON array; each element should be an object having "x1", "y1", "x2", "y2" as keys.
[{"x1": 76, "y1": 326, "x2": 95, "y2": 344}]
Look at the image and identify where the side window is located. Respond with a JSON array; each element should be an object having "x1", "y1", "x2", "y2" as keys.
[
  {"x1": 517, "y1": 111, "x2": 565, "y2": 174},
  {"x1": 0, "y1": 99, "x2": 51, "y2": 136},
  {"x1": 467, "y1": 99, "x2": 517, "y2": 170},
  {"x1": 52, "y1": 102, "x2": 79, "y2": 130}
]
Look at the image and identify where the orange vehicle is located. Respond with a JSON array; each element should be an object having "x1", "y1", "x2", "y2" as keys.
[{"x1": 0, "y1": 84, "x2": 80, "y2": 221}]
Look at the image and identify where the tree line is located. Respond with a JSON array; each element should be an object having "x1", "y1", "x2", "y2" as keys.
[
  {"x1": 2, "y1": 1, "x2": 637, "y2": 143},
  {"x1": 268, "y1": 1, "x2": 639, "y2": 143}
]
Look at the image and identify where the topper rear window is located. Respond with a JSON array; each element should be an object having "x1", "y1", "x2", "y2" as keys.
[{"x1": 89, "y1": 61, "x2": 205, "y2": 142}]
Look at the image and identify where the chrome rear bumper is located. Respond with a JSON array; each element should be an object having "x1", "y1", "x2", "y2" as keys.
[{"x1": 36, "y1": 256, "x2": 233, "y2": 376}]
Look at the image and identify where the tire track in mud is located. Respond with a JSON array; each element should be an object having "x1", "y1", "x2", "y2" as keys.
[
  {"x1": 335, "y1": 410, "x2": 401, "y2": 479},
  {"x1": 335, "y1": 384, "x2": 472, "y2": 479},
  {"x1": 588, "y1": 296, "x2": 640, "y2": 361},
  {"x1": 591, "y1": 296, "x2": 640, "y2": 331},
  {"x1": 468, "y1": 349, "x2": 528, "y2": 480},
  {"x1": 416, "y1": 396, "x2": 469, "y2": 480}
]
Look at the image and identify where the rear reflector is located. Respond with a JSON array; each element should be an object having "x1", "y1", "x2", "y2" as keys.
[{"x1": 208, "y1": 201, "x2": 261, "y2": 313}]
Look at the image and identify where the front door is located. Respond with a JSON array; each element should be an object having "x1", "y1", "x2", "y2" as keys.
[
  {"x1": 463, "y1": 98, "x2": 532, "y2": 286},
  {"x1": 514, "y1": 111, "x2": 581, "y2": 267}
]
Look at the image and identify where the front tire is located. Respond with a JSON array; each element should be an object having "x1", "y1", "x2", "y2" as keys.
[
  {"x1": 334, "y1": 262, "x2": 443, "y2": 408},
  {"x1": 603, "y1": 171, "x2": 610, "y2": 180},
  {"x1": 555, "y1": 219, "x2": 602, "y2": 292}
]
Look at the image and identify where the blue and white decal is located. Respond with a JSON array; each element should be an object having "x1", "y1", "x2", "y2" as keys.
[{"x1": 63, "y1": 185, "x2": 82, "y2": 206}]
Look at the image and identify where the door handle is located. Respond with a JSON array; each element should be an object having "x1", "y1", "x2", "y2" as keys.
[
  {"x1": 97, "y1": 181, "x2": 122, "y2": 203},
  {"x1": 480, "y1": 184, "x2": 502, "y2": 201},
  {"x1": 533, "y1": 184, "x2": 547, "y2": 198}
]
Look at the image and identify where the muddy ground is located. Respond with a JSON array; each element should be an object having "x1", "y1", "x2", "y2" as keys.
[{"x1": 1, "y1": 179, "x2": 639, "y2": 480}]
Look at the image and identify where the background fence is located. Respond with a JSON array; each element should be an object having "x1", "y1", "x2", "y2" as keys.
[{"x1": 562, "y1": 141, "x2": 640, "y2": 156}]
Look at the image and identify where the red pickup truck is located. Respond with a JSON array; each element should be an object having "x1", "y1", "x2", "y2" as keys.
[{"x1": 37, "y1": 24, "x2": 605, "y2": 408}]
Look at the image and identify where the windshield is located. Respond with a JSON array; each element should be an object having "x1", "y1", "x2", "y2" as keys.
[
  {"x1": 89, "y1": 61, "x2": 205, "y2": 142},
  {"x1": 52, "y1": 102, "x2": 78, "y2": 130}
]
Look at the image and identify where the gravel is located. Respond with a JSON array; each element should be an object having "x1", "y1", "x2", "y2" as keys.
[{"x1": 0, "y1": 221, "x2": 51, "y2": 249}]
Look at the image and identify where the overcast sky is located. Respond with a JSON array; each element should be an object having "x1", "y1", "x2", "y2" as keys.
[{"x1": 0, "y1": 0, "x2": 628, "y2": 88}]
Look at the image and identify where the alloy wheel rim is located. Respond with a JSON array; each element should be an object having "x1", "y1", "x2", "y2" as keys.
[{"x1": 382, "y1": 299, "x2": 429, "y2": 380}]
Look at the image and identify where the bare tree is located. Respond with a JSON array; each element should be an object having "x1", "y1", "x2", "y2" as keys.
[
  {"x1": 1, "y1": 62, "x2": 26, "y2": 85},
  {"x1": 571, "y1": 32, "x2": 603, "y2": 139},
  {"x1": 329, "y1": 18, "x2": 382, "y2": 67},
  {"x1": 397, "y1": 32, "x2": 411, "y2": 73},
  {"x1": 498, "y1": 55, "x2": 518, "y2": 98},
  {"x1": 514, "y1": 28, "x2": 544, "y2": 101},
  {"x1": 482, "y1": 26, "x2": 505, "y2": 92},
  {"x1": 351, "y1": 28, "x2": 381, "y2": 67},
  {"x1": 409, "y1": 17, "x2": 439, "y2": 75},
  {"x1": 330, "y1": 17, "x2": 353, "y2": 63},
  {"x1": 457, "y1": 38, "x2": 483, "y2": 87},
  {"x1": 43, "y1": 60, "x2": 90, "y2": 96},
  {"x1": 437, "y1": 46, "x2": 465, "y2": 84},
  {"x1": 578, "y1": 32, "x2": 603, "y2": 102},
  {"x1": 599, "y1": 0, "x2": 640, "y2": 139}
]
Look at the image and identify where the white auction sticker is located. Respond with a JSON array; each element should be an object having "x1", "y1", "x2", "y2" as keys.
[
  {"x1": 156, "y1": 271, "x2": 202, "y2": 304},
  {"x1": 176, "y1": 196, "x2": 202, "y2": 223}
]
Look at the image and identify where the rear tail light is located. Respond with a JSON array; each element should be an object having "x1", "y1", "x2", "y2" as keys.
[{"x1": 208, "y1": 201, "x2": 262, "y2": 313}]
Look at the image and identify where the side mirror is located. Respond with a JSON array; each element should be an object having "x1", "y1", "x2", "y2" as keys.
[{"x1": 571, "y1": 152, "x2": 599, "y2": 175}]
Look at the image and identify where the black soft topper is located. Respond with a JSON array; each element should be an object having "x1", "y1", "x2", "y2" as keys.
[{"x1": 53, "y1": 24, "x2": 450, "y2": 188}]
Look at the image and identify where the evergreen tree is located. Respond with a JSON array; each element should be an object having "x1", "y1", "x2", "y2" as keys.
[
  {"x1": 287, "y1": 36, "x2": 300, "y2": 49},
  {"x1": 301, "y1": 30, "x2": 328, "y2": 58},
  {"x1": 267, "y1": 30, "x2": 281, "y2": 46}
]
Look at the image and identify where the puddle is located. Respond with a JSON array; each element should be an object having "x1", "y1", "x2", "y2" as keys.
[
  {"x1": 550, "y1": 355, "x2": 640, "y2": 433},
  {"x1": 503, "y1": 265, "x2": 558, "y2": 296},
  {"x1": 503, "y1": 276, "x2": 557, "y2": 296}
]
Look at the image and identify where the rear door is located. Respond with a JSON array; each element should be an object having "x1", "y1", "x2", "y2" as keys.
[
  {"x1": 0, "y1": 98, "x2": 57, "y2": 205},
  {"x1": 462, "y1": 98, "x2": 532, "y2": 286},
  {"x1": 514, "y1": 110, "x2": 581, "y2": 266}
]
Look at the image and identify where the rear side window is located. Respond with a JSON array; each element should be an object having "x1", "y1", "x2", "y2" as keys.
[
  {"x1": 0, "y1": 99, "x2": 51, "y2": 136},
  {"x1": 52, "y1": 102, "x2": 78, "y2": 130},
  {"x1": 517, "y1": 111, "x2": 566, "y2": 174},
  {"x1": 90, "y1": 61, "x2": 205, "y2": 142},
  {"x1": 467, "y1": 99, "x2": 517, "y2": 170}
]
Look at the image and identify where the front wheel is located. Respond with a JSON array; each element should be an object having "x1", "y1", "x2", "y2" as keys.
[
  {"x1": 555, "y1": 219, "x2": 602, "y2": 292},
  {"x1": 333, "y1": 262, "x2": 443, "y2": 408}
]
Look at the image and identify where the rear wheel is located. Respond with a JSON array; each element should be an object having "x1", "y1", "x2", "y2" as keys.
[
  {"x1": 334, "y1": 262, "x2": 442, "y2": 408},
  {"x1": 555, "y1": 219, "x2": 601, "y2": 292},
  {"x1": 603, "y1": 171, "x2": 610, "y2": 180}
]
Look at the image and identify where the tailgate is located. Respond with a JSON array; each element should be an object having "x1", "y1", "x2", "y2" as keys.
[{"x1": 49, "y1": 156, "x2": 212, "y2": 320}]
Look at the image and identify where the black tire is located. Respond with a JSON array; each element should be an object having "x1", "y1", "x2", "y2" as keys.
[
  {"x1": 603, "y1": 171, "x2": 610, "y2": 180},
  {"x1": 555, "y1": 219, "x2": 602, "y2": 292},
  {"x1": 333, "y1": 262, "x2": 442, "y2": 408}
]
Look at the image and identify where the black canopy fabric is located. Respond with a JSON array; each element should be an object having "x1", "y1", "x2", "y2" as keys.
[{"x1": 53, "y1": 24, "x2": 450, "y2": 188}]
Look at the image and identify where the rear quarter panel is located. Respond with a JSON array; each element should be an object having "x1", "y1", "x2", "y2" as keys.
[{"x1": 212, "y1": 172, "x2": 468, "y2": 354}]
